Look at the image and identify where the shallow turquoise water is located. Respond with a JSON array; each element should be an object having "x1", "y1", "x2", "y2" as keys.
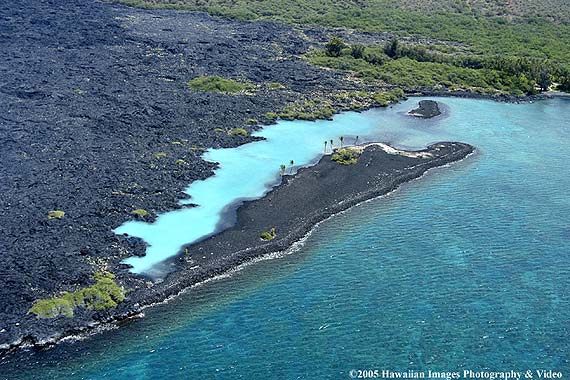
[
  {"x1": 116, "y1": 110, "x2": 395, "y2": 274},
  {"x1": 3, "y1": 97, "x2": 570, "y2": 379}
]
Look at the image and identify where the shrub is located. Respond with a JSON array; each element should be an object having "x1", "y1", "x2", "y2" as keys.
[
  {"x1": 265, "y1": 112, "x2": 278, "y2": 120},
  {"x1": 331, "y1": 149, "x2": 359, "y2": 165},
  {"x1": 384, "y1": 38, "x2": 400, "y2": 58},
  {"x1": 28, "y1": 272, "x2": 125, "y2": 318},
  {"x1": 187, "y1": 75, "x2": 254, "y2": 93},
  {"x1": 260, "y1": 227, "x2": 277, "y2": 241},
  {"x1": 28, "y1": 293, "x2": 76, "y2": 318},
  {"x1": 373, "y1": 89, "x2": 406, "y2": 106},
  {"x1": 351, "y1": 44, "x2": 365, "y2": 59},
  {"x1": 229, "y1": 127, "x2": 249, "y2": 136},
  {"x1": 47, "y1": 210, "x2": 65, "y2": 220},
  {"x1": 325, "y1": 36, "x2": 346, "y2": 57},
  {"x1": 131, "y1": 209, "x2": 148, "y2": 217}
]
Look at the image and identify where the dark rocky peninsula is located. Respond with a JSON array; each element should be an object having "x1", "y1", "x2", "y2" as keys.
[
  {"x1": 139, "y1": 141, "x2": 475, "y2": 302},
  {"x1": 136, "y1": 142, "x2": 474, "y2": 311},
  {"x1": 408, "y1": 100, "x2": 442, "y2": 118}
]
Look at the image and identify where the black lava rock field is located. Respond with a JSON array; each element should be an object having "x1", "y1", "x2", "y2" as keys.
[{"x1": 0, "y1": 0, "x2": 352, "y2": 351}]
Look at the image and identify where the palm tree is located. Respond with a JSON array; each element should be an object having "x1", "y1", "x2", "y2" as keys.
[
  {"x1": 355, "y1": 135, "x2": 359, "y2": 145},
  {"x1": 289, "y1": 160, "x2": 294, "y2": 173},
  {"x1": 330, "y1": 139, "x2": 334, "y2": 151},
  {"x1": 324, "y1": 140, "x2": 327, "y2": 153},
  {"x1": 340, "y1": 136, "x2": 344, "y2": 148},
  {"x1": 280, "y1": 164, "x2": 286, "y2": 176}
]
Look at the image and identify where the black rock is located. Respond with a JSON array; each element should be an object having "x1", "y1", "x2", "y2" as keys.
[{"x1": 408, "y1": 100, "x2": 442, "y2": 118}]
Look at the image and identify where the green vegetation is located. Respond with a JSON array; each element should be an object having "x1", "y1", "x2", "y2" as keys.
[
  {"x1": 260, "y1": 227, "x2": 277, "y2": 241},
  {"x1": 308, "y1": 37, "x2": 558, "y2": 95},
  {"x1": 266, "y1": 88, "x2": 404, "y2": 123},
  {"x1": 350, "y1": 44, "x2": 365, "y2": 59},
  {"x1": 331, "y1": 148, "x2": 359, "y2": 165},
  {"x1": 117, "y1": 0, "x2": 570, "y2": 65},
  {"x1": 370, "y1": 88, "x2": 406, "y2": 106},
  {"x1": 47, "y1": 210, "x2": 65, "y2": 220},
  {"x1": 265, "y1": 112, "x2": 278, "y2": 120},
  {"x1": 131, "y1": 208, "x2": 149, "y2": 217},
  {"x1": 153, "y1": 152, "x2": 168, "y2": 159},
  {"x1": 187, "y1": 75, "x2": 254, "y2": 93},
  {"x1": 29, "y1": 272, "x2": 126, "y2": 318},
  {"x1": 331, "y1": 88, "x2": 406, "y2": 109},
  {"x1": 278, "y1": 100, "x2": 335, "y2": 120},
  {"x1": 229, "y1": 127, "x2": 249, "y2": 136},
  {"x1": 325, "y1": 36, "x2": 346, "y2": 57}
]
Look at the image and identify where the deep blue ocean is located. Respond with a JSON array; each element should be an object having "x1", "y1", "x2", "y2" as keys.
[{"x1": 2, "y1": 97, "x2": 569, "y2": 379}]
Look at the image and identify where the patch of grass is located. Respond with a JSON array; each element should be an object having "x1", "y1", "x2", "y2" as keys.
[
  {"x1": 153, "y1": 152, "x2": 168, "y2": 159},
  {"x1": 331, "y1": 148, "x2": 360, "y2": 165},
  {"x1": 28, "y1": 272, "x2": 126, "y2": 318},
  {"x1": 265, "y1": 112, "x2": 278, "y2": 120},
  {"x1": 131, "y1": 209, "x2": 149, "y2": 217},
  {"x1": 372, "y1": 88, "x2": 406, "y2": 106},
  {"x1": 47, "y1": 210, "x2": 65, "y2": 220},
  {"x1": 214, "y1": 127, "x2": 225, "y2": 133},
  {"x1": 260, "y1": 227, "x2": 277, "y2": 241},
  {"x1": 175, "y1": 159, "x2": 188, "y2": 165},
  {"x1": 187, "y1": 75, "x2": 254, "y2": 94},
  {"x1": 264, "y1": 88, "x2": 405, "y2": 123},
  {"x1": 245, "y1": 118, "x2": 258, "y2": 124},
  {"x1": 229, "y1": 127, "x2": 249, "y2": 136},
  {"x1": 332, "y1": 89, "x2": 406, "y2": 109},
  {"x1": 278, "y1": 101, "x2": 336, "y2": 120}
]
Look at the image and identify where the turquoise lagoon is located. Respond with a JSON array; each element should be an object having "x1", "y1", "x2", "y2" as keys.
[
  {"x1": 3, "y1": 97, "x2": 570, "y2": 379},
  {"x1": 116, "y1": 109, "x2": 398, "y2": 274}
]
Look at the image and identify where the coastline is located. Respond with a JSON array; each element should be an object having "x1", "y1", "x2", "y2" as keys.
[
  {"x1": 2, "y1": 0, "x2": 566, "y2": 358},
  {"x1": 1, "y1": 141, "x2": 474, "y2": 355}
]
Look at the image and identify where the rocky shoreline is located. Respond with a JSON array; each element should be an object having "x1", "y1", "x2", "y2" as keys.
[
  {"x1": 0, "y1": 0, "x2": 538, "y2": 358},
  {"x1": 1, "y1": 141, "x2": 474, "y2": 355},
  {"x1": 135, "y1": 141, "x2": 476, "y2": 309}
]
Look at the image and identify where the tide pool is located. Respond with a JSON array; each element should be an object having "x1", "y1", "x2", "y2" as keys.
[{"x1": 4, "y1": 97, "x2": 570, "y2": 379}]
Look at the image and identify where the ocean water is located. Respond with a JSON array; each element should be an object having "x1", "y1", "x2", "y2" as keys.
[{"x1": 3, "y1": 97, "x2": 570, "y2": 379}]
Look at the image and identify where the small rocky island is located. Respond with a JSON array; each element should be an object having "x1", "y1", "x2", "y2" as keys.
[{"x1": 408, "y1": 100, "x2": 442, "y2": 118}]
